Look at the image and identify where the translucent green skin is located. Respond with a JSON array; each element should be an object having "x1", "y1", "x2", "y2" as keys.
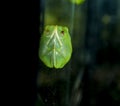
[{"x1": 39, "y1": 25, "x2": 72, "y2": 69}]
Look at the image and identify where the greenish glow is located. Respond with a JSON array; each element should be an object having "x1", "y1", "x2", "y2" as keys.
[{"x1": 70, "y1": 0, "x2": 85, "y2": 5}]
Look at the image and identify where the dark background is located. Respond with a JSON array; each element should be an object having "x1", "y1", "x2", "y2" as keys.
[
  {"x1": 7, "y1": 0, "x2": 119, "y2": 106},
  {"x1": 36, "y1": 0, "x2": 120, "y2": 106}
]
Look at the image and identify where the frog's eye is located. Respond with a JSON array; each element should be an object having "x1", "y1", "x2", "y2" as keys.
[
  {"x1": 61, "y1": 30, "x2": 64, "y2": 35},
  {"x1": 44, "y1": 29, "x2": 50, "y2": 35},
  {"x1": 46, "y1": 29, "x2": 50, "y2": 33}
]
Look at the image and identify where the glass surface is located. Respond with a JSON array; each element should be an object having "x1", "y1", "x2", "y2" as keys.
[{"x1": 36, "y1": 0, "x2": 120, "y2": 106}]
